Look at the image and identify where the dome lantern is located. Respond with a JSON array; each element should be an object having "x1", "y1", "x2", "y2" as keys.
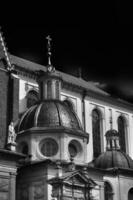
[
  {"x1": 106, "y1": 108, "x2": 120, "y2": 151},
  {"x1": 92, "y1": 109, "x2": 133, "y2": 170},
  {"x1": 106, "y1": 130, "x2": 120, "y2": 151},
  {"x1": 93, "y1": 128, "x2": 133, "y2": 170},
  {"x1": 37, "y1": 35, "x2": 62, "y2": 101}
]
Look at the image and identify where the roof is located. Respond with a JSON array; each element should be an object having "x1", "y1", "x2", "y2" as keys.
[
  {"x1": 48, "y1": 170, "x2": 97, "y2": 188},
  {"x1": 93, "y1": 150, "x2": 133, "y2": 170},
  {"x1": 10, "y1": 54, "x2": 109, "y2": 96},
  {"x1": 9, "y1": 54, "x2": 133, "y2": 110}
]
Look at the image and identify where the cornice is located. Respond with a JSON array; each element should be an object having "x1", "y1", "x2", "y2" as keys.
[{"x1": 17, "y1": 126, "x2": 89, "y2": 142}]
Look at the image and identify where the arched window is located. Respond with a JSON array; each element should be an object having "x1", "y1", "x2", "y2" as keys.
[
  {"x1": 47, "y1": 80, "x2": 52, "y2": 99},
  {"x1": 64, "y1": 99, "x2": 75, "y2": 111},
  {"x1": 128, "y1": 188, "x2": 133, "y2": 200},
  {"x1": 92, "y1": 109, "x2": 102, "y2": 158},
  {"x1": 118, "y1": 116, "x2": 126, "y2": 152},
  {"x1": 104, "y1": 182, "x2": 113, "y2": 200},
  {"x1": 26, "y1": 90, "x2": 39, "y2": 109}
]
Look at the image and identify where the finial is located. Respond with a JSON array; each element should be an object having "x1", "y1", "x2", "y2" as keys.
[
  {"x1": 0, "y1": 28, "x2": 14, "y2": 71},
  {"x1": 46, "y1": 35, "x2": 55, "y2": 72}
]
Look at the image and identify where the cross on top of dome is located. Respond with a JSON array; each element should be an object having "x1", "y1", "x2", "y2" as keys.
[{"x1": 46, "y1": 35, "x2": 55, "y2": 73}]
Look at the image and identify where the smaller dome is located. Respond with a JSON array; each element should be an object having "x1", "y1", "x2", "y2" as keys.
[
  {"x1": 93, "y1": 128, "x2": 133, "y2": 170},
  {"x1": 94, "y1": 150, "x2": 133, "y2": 170}
]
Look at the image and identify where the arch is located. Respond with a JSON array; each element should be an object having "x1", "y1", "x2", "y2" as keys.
[
  {"x1": 104, "y1": 181, "x2": 113, "y2": 200},
  {"x1": 117, "y1": 115, "x2": 127, "y2": 153},
  {"x1": 26, "y1": 89, "x2": 39, "y2": 108},
  {"x1": 92, "y1": 108, "x2": 103, "y2": 158},
  {"x1": 128, "y1": 188, "x2": 133, "y2": 200}
]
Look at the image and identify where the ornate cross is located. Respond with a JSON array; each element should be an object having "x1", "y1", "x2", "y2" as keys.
[
  {"x1": 46, "y1": 35, "x2": 55, "y2": 72},
  {"x1": 46, "y1": 35, "x2": 52, "y2": 66}
]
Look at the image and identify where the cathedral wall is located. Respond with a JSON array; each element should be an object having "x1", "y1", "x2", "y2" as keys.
[
  {"x1": 0, "y1": 164, "x2": 17, "y2": 200},
  {"x1": 17, "y1": 164, "x2": 48, "y2": 200},
  {"x1": 118, "y1": 175, "x2": 133, "y2": 200},
  {"x1": 103, "y1": 175, "x2": 133, "y2": 200},
  {"x1": 18, "y1": 75, "x2": 133, "y2": 162},
  {"x1": 19, "y1": 77, "x2": 38, "y2": 113},
  {"x1": 103, "y1": 175, "x2": 121, "y2": 200},
  {"x1": 85, "y1": 96, "x2": 133, "y2": 161}
]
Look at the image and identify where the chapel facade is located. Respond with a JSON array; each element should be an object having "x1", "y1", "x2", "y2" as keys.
[{"x1": 1, "y1": 30, "x2": 133, "y2": 200}]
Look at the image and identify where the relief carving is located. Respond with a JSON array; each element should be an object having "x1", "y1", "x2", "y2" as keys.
[
  {"x1": 0, "y1": 178, "x2": 9, "y2": 200},
  {"x1": 33, "y1": 181, "x2": 45, "y2": 200},
  {"x1": 18, "y1": 184, "x2": 29, "y2": 200}
]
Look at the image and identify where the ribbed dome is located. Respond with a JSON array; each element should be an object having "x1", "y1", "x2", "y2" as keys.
[
  {"x1": 18, "y1": 100, "x2": 83, "y2": 132},
  {"x1": 94, "y1": 150, "x2": 133, "y2": 169}
]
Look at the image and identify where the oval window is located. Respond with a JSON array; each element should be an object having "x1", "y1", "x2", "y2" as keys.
[
  {"x1": 68, "y1": 140, "x2": 82, "y2": 158},
  {"x1": 40, "y1": 138, "x2": 58, "y2": 157}
]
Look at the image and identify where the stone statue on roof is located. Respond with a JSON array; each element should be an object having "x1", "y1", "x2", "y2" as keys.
[{"x1": 8, "y1": 122, "x2": 16, "y2": 144}]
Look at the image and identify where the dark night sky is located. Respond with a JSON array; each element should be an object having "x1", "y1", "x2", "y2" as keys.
[{"x1": 1, "y1": 1, "x2": 133, "y2": 102}]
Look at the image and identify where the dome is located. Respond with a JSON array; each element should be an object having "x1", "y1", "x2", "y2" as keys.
[
  {"x1": 94, "y1": 150, "x2": 133, "y2": 170},
  {"x1": 18, "y1": 100, "x2": 83, "y2": 132},
  {"x1": 92, "y1": 128, "x2": 133, "y2": 170}
]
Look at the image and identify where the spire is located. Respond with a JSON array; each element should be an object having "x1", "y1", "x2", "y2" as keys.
[
  {"x1": 0, "y1": 27, "x2": 14, "y2": 71},
  {"x1": 46, "y1": 35, "x2": 55, "y2": 73}
]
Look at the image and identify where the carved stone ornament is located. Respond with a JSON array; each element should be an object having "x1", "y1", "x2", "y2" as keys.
[
  {"x1": 33, "y1": 181, "x2": 45, "y2": 200},
  {"x1": 8, "y1": 122, "x2": 16, "y2": 144},
  {"x1": 6, "y1": 122, "x2": 17, "y2": 151},
  {"x1": 0, "y1": 178, "x2": 9, "y2": 200}
]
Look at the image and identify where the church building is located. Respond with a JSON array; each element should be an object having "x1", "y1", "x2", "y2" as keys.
[{"x1": 1, "y1": 29, "x2": 133, "y2": 200}]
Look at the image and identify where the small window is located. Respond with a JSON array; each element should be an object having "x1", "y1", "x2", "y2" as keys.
[
  {"x1": 68, "y1": 140, "x2": 82, "y2": 158},
  {"x1": 40, "y1": 138, "x2": 58, "y2": 157},
  {"x1": 92, "y1": 109, "x2": 102, "y2": 158},
  {"x1": 104, "y1": 182, "x2": 113, "y2": 200},
  {"x1": 118, "y1": 116, "x2": 126, "y2": 152},
  {"x1": 26, "y1": 90, "x2": 39, "y2": 108},
  {"x1": 64, "y1": 99, "x2": 75, "y2": 111}
]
